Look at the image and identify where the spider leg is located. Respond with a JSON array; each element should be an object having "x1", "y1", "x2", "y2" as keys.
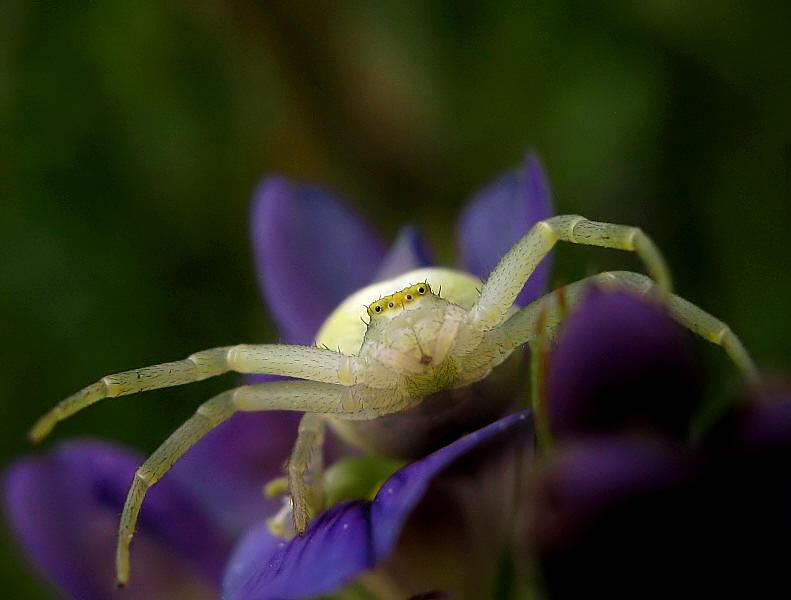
[
  {"x1": 480, "y1": 271, "x2": 757, "y2": 378},
  {"x1": 116, "y1": 380, "x2": 391, "y2": 586},
  {"x1": 288, "y1": 413, "x2": 326, "y2": 534},
  {"x1": 471, "y1": 215, "x2": 672, "y2": 331},
  {"x1": 30, "y1": 344, "x2": 374, "y2": 442},
  {"x1": 116, "y1": 388, "x2": 236, "y2": 587}
]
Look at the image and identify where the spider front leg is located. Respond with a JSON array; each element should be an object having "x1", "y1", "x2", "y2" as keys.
[
  {"x1": 30, "y1": 343, "x2": 372, "y2": 442},
  {"x1": 484, "y1": 271, "x2": 757, "y2": 378},
  {"x1": 116, "y1": 380, "x2": 386, "y2": 586},
  {"x1": 288, "y1": 413, "x2": 326, "y2": 534},
  {"x1": 472, "y1": 215, "x2": 672, "y2": 331}
]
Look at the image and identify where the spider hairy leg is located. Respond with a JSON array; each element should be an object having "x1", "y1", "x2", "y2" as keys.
[
  {"x1": 488, "y1": 271, "x2": 757, "y2": 378},
  {"x1": 664, "y1": 288, "x2": 757, "y2": 378},
  {"x1": 117, "y1": 389, "x2": 236, "y2": 587},
  {"x1": 29, "y1": 344, "x2": 365, "y2": 443},
  {"x1": 288, "y1": 413, "x2": 326, "y2": 535},
  {"x1": 473, "y1": 215, "x2": 672, "y2": 331},
  {"x1": 116, "y1": 380, "x2": 387, "y2": 587}
]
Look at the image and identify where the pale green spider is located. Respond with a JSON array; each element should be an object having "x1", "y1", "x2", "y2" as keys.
[{"x1": 29, "y1": 214, "x2": 756, "y2": 586}]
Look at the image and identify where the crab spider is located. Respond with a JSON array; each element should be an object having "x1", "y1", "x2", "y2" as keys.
[{"x1": 29, "y1": 214, "x2": 757, "y2": 586}]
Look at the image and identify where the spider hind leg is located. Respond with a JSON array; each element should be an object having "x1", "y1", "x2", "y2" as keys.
[
  {"x1": 115, "y1": 380, "x2": 376, "y2": 586},
  {"x1": 486, "y1": 271, "x2": 757, "y2": 378}
]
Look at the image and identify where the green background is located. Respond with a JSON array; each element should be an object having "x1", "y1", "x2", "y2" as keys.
[{"x1": 2, "y1": 2, "x2": 789, "y2": 597}]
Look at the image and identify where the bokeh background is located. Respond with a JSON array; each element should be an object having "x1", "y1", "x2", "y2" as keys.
[{"x1": 2, "y1": 2, "x2": 789, "y2": 597}]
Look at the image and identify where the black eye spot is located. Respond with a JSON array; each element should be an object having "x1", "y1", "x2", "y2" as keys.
[
  {"x1": 405, "y1": 294, "x2": 412, "y2": 300},
  {"x1": 388, "y1": 301, "x2": 395, "y2": 308},
  {"x1": 374, "y1": 305, "x2": 382, "y2": 313},
  {"x1": 418, "y1": 286, "x2": 425, "y2": 294}
]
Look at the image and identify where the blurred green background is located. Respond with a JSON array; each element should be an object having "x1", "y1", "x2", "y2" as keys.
[{"x1": 2, "y1": 1, "x2": 789, "y2": 597}]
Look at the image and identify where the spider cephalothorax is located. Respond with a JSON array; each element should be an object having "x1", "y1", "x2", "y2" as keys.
[{"x1": 29, "y1": 214, "x2": 757, "y2": 586}]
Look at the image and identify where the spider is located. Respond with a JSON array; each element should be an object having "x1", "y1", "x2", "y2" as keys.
[{"x1": 29, "y1": 214, "x2": 757, "y2": 586}]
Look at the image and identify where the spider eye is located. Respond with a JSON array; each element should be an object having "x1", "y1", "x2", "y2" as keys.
[
  {"x1": 388, "y1": 301, "x2": 395, "y2": 308},
  {"x1": 417, "y1": 286, "x2": 426, "y2": 294},
  {"x1": 374, "y1": 305, "x2": 382, "y2": 313},
  {"x1": 405, "y1": 294, "x2": 412, "y2": 301}
]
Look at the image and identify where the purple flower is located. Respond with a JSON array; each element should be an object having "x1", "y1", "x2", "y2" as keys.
[
  {"x1": 4, "y1": 441, "x2": 229, "y2": 600},
  {"x1": 698, "y1": 388, "x2": 791, "y2": 596},
  {"x1": 547, "y1": 288, "x2": 702, "y2": 440},
  {"x1": 224, "y1": 412, "x2": 534, "y2": 599},
  {"x1": 4, "y1": 154, "x2": 553, "y2": 598},
  {"x1": 531, "y1": 288, "x2": 787, "y2": 598},
  {"x1": 531, "y1": 291, "x2": 707, "y2": 597},
  {"x1": 530, "y1": 435, "x2": 697, "y2": 598}
]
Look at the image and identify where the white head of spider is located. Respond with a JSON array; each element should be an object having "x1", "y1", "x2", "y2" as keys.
[{"x1": 29, "y1": 214, "x2": 756, "y2": 586}]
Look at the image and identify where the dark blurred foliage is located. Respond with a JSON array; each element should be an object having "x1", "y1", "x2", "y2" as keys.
[{"x1": 1, "y1": 1, "x2": 789, "y2": 596}]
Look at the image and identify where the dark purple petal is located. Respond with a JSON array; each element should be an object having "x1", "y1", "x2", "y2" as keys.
[
  {"x1": 533, "y1": 436, "x2": 691, "y2": 543},
  {"x1": 373, "y1": 226, "x2": 434, "y2": 281},
  {"x1": 222, "y1": 523, "x2": 282, "y2": 600},
  {"x1": 223, "y1": 411, "x2": 533, "y2": 599},
  {"x1": 699, "y1": 392, "x2": 791, "y2": 595},
  {"x1": 531, "y1": 436, "x2": 696, "y2": 598},
  {"x1": 730, "y1": 389, "x2": 791, "y2": 452},
  {"x1": 547, "y1": 289, "x2": 702, "y2": 439},
  {"x1": 370, "y1": 411, "x2": 531, "y2": 557},
  {"x1": 457, "y1": 153, "x2": 554, "y2": 305},
  {"x1": 3, "y1": 441, "x2": 229, "y2": 600},
  {"x1": 224, "y1": 503, "x2": 372, "y2": 599},
  {"x1": 371, "y1": 411, "x2": 534, "y2": 597},
  {"x1": 251, "y1": 177, "x2": 386, "y2": 343},
  {"x1": 171, "y1": 411, "x2": 300, "y2": 538}
]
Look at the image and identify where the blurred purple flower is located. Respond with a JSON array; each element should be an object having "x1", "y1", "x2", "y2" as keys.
[
  {"x1": 698, "y1": 387, "x2": 791, "y2": 596},
  {"x1": 532, "y1": 291, "x2": 707, "y2": 597},
  {"x1": 532, "y1": 288, "x2": 788, "y2": 598},
  {"x1": 547, "y1": 288, "x2": 702, "y2": 440},
  {"x1": 4, "y1": 154, "x2": 553, "y2": 598},
  {"x1": 530, "y1": 435, "x2": 697, "y2": 598},
  {"x1": 4, "y1": 441, "x2": 227, "y2": 600}
]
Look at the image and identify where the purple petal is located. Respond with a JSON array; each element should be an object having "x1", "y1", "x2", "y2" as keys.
[
  {"x1": 547, "y1": 289, "x2": 702, "y2": 439},
  {"x1": 531, "y1": 436, "x2": 695, "y2": 598},
  {"x1": 224, "y1": 503, "x2": 373, "y2": 599},
  {"x1": 223, "y1": 411, "x2": 533, "y2": 599},
  {"x1": 251, "y1": 177, "x2": 386, "y2": 343},
  {"x1": 370, "y1": 411, "x2": 531, "y2": 556},
  {"x1": 171, "y1": 411, "x2": 300, "y2": 538},
  {"x1": 699, "y1": 393, "x2": 791, "y2": 596},
  {"x1": 3, "y1": 441, "x2": 229, "y2": 600},
  {"x1": 373, "y1": 226, "x2": 435, "y2": 281},
  {"x1": 457, "y1": 153, "x2": 554, "y2": 305},
  {"x1": 703, "y1": 385, "x2": 791, "y2": 456},
  {"x1": 222, "y1": 523, "x2": 282, "y2": 600},
  {"x1": 732, "y1": 391, "x2": 791, "y2": 452},
  {"x1": 534, "y1": 436, "x2": 691, "y2": 537}
]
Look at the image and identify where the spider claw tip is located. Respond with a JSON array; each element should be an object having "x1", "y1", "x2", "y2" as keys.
[{"x1": 27, "y1": 427, "x2": 46, "y2": 445}]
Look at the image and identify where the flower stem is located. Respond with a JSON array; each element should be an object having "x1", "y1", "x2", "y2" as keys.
[{"x1": 530, "y1": 334, "x2": 554, "y2": 454}]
